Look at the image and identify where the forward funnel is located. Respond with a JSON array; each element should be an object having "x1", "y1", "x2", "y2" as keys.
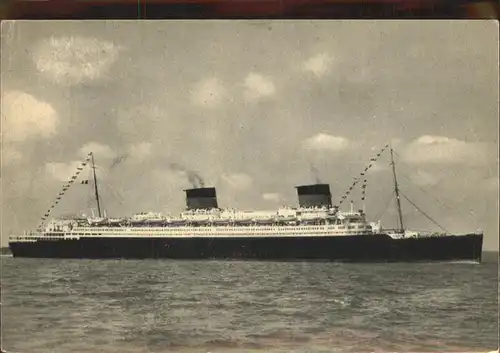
[{"x1": 184, "y1": 187, "x2": 218, "y2": 210}]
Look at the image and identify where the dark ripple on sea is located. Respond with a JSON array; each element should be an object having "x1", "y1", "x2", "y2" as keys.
[{"x1": 1, "y1": 259, "x2": 498, "y2": 353}]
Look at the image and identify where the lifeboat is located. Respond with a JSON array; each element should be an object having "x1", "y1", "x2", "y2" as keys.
[
  {"x1": 107, "y1": 218, "x2": 126, "y2": 225},
  {"x1": 234, "y1": 219, "x2": 253, "y2": 225},
  {"x1": 190, "y1": 220, "x2": 210, "y2": 226},
  {"x1": 87, "y1": 217, "x2": 108, "y2": 226},
  {"x1": 167, "y1": 219, "x2": 187, "y2": 226},
  {"x1": 255, "y1": 218, "x2": 275, "y2": 225},
  {"x1": 277, "y1": 216, "x2": 297, "y2": 222},
  {"x1": 212, "y1": 219, "x2": 231, "y2": 225}
]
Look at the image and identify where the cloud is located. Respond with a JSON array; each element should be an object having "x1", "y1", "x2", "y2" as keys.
[
  {"x1": 262, "y1": 193, "x2": 281, "y2": 202},
  {"x1": 78, "y1": 142, "x2": 116, "y2": 160},
  {"x1": 45, "y1": 161, "x2": 83, "y2": 182},
  {"x1": 302, "y1": 53, "x2": 334, "y2": 77},
  {"x1": 115, "y1": 104, "x2": 163, "y2": 139},
  {"x1": 1, "y1": 90, "x2": 59, "y2": 143},
  {"x1": 483, "y1": 177, "x2": 499, "y2": 192},
  {"x1": 32, "y1": 36, "x2": 121, "y2": 86},
  {"x1": 2, "y1": 145, "x2": 22, "y2": 166},
  {"x1": 402, "y1": 135, "x2": 492, "y2": 166},
  {"x1": 221, "y1": 173, "x2": 253, "y2": 190},
  {"x1": 370, "y1": 161, "x2": 389, "y2": 172},
  {"x1": 106, "y1": 142, "x2": 152, "y2": 169},
  {"x1": 411, "y1": 170, "x2": 441, "y2": 186},
  {"x1": 153, "y1": 168, "x2": 189, "y2": 187},
  {"x1": 243, "y1": 73, "x2": 276, "y2": 102},
  {"x1": 191, "y1": 77, "x2": 226, "y2": 108},
  {"x1": 390, "y1": 138, "x2": 403, "y2": 147},
  {"x1": 302, "y1": 133, "x2": 349, "y2": 151},
  {"x1": 127, "y1": 142, "x2": 152, "y2": 162}
]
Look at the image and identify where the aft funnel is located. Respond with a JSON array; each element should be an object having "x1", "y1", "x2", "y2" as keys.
[{"x1": 295, "y1": 184, "x2": 332, "y2": 208}]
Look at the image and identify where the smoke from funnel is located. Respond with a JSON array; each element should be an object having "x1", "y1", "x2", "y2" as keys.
[
  {"x1": 168, "y1": 162, "x2": 205, "y2": 188},
  {"x1": 110, "y1": 154, "x2": 127, "y2": 169},
  {"x1": 310, "y1": 163, "x2": 322, "y2": 184},
  {"x1": 187, "y1": 171, "x2": 205, "y2": 188}
]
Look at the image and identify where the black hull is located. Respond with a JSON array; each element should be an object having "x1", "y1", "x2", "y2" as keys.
[{"x1": 9, "y1": 233, "x2": 483, "y2": 262}]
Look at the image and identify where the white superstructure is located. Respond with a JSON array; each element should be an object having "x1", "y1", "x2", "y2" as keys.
[{"x1": 11, "y1": 206, "x2": 386, "y2": 242}]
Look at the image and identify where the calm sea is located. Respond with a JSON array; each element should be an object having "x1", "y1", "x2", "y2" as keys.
[{"x1": 1, "y1": 258, "x2": 498, "y2": 353}]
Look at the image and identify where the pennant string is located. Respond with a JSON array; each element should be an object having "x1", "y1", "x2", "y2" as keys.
[
  {"x1": 37, "y1": 153, "x2": 92, "y2": 230},
  {"x1": 338, "y1": 144, "x2": 389, "y2": 207}
]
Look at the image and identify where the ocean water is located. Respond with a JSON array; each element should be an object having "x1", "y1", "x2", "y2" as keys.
[{"x1": 1, "y1": 258, "x2": 498, "y2": 353}]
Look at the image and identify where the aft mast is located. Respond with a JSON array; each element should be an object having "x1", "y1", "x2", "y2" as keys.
[
  {"x1": 90, "y1": 152, "x2": 102, "y2": 218},
  {"x1": 390, "y1": 145, "x2": 405, "y2": 234}
]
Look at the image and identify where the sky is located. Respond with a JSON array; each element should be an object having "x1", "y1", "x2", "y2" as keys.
[{"x1": 1, "y1": 20, "x2": 498, "y2": 250}]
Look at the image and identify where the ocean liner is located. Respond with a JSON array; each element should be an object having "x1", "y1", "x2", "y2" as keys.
[{"x1": 8, "y1": 145, "x2": 483, "y2": 262}]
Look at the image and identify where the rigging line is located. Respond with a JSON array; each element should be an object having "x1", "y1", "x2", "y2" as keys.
[
  {"x1": 391, "y1": 150, "x2": 454, "y2": 212},
  {"x1": 103, "y1": 181, "x2": 126, "y2": 205},
  {"x1": 92, "y1": 166, "x2": 125, "y2": 205},
  {"x1": 374, "y1": 194, "x2": 395, "y2": 221},
  {"x1": 399, "y1": 191, "x2": 449, "y2": 234},
  {"x1": 398, "y1": 172, "x2": 454, "y2": 212}
]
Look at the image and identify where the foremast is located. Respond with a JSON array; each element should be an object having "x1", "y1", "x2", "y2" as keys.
[
  {"x1": 390, "y1": 145, "x2": 405, "y2": 234},
  {"x1": 90, "y1": 152, "x2": 102, "y2": 218}
]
